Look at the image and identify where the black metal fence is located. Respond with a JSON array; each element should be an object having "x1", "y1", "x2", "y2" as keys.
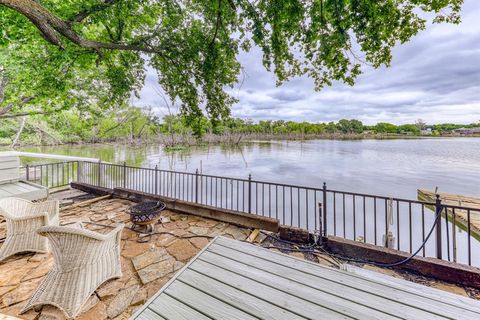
[
  {"x1": 24, "y1": 160, "x2": 480, "y2": 267},
  {"x1": 23, "y1": 161, "x2": 79, "y2": 189}
]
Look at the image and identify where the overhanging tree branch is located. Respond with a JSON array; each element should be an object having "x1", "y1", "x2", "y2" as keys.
[
  {"x1": 68, "y1": 0, "x2": 119, "y2": 23},
  {"x1": 0, "y1": 109, "x2": 52, "y2": 119},
  {"x1": 0, "y1": 0, "x2": 162, "y2": 53},
  {"x1": 0, "y1": 96, "x2": 35, "y2": 117}
]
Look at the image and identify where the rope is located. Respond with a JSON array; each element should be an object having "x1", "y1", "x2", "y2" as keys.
[{"x1": 259, "y1": 205, "x2": 444, "y2": 269}]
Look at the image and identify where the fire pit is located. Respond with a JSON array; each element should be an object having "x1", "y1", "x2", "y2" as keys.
[{"x1": 129, "y1": 201, "x2": 166, "y2": 233}]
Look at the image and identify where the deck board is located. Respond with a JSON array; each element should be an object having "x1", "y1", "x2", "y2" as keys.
[
  {"x1": 212, "y1": 237, "x2": 480, "y2": 318},
  {"x1": 418, "y1": 189, "x2": 480, "y2": 241},
  {"x1": 0, "y1": 181, "x2": 47, "y2": 201},
  {"x1": 131, "y1": 236, "x2": 480, "y2": 320}
]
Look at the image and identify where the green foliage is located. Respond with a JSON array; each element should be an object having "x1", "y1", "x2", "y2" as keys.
[
  {"x1": 0, "y1": 0, "x2": 463, "y2": 129},
  {"x1": 0, "y1": 105, "x2": 159, "y2": 146}
]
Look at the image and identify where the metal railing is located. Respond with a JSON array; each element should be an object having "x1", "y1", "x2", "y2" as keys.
[
  {"x1": 23, "y1": 161, "x2": 79, "y2": 189},
  {"x1": 24, "y1": 160, "x2": 480, "y2": 267}
]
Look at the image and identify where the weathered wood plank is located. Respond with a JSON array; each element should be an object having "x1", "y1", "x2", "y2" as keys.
[
  {"x1": 164, "y1": 281, "x2": 258, "y2": 320},
  {"x1": 133, "y1": 236, "x2": 480, "y2": 320},
  {"x1": 342, "y1": 264, "x2": 480, "y2": 314},
  {"x1": 149, "y1": 294, "x2": 210, "y2": 320},
  {"x1": 207, "y1": 244, "x2": 452, "y2": 320},
  {"x1": 194, "y1": 253, "x2": 398, "y2": 320},
  {"x1": 135, "y1": 308, "x2": 165, "y2": 320},
  {"x1": 179, "y1": 268, "x2": 306, "y2": 320},
  {"x1": 215, "y1": 237, "x2": 477, "y2": 309},
  {"x1": 418, "y1": 189, "x2": 480, "y2": 241},
  {"x1": 190, "y1": 258, "x2": 385, "y2": 320},
  {"x1": 212, "y1": 238, "x2": 480, "y2": 319},
  {"x1": 0, "y1": 181, "x2": 47, "y2": 200}
]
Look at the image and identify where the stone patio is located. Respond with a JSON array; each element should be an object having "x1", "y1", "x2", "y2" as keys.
[
  {"x1": 0, "y1": 196, "x2": 254, "y2": 320},
  {"x1": 1, "y1": 192, "x2": 478, "y2": 319}
]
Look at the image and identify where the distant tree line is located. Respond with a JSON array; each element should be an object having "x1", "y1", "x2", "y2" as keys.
[
  {"x1": 3, "y1": 107, "x2": 479, "y2": 147},
  {"x1": 159, "y1": 115, "x2": 480, "y2": 137}
]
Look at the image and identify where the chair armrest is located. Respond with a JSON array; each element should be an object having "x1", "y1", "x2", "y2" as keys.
[
  {"x1": 6, "y1": 211, "x2": 49, "y2": 221},
  {"x1": 35, "y1": 200, "x2": 59, "y2": 218},
  {"x1": 37, "y1": 223, "x2": 125, "y2": 241}
]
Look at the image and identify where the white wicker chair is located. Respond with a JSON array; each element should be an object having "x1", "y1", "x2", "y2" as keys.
[
  {"x1": 0, "y1": 197, "x2": 59, "y2": 261},
  {"x1": 21, "y1": 223, "x2": 124, "y2": 318}
]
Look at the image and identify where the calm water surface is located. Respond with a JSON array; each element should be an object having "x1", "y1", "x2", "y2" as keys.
[
  {"x1": 21, "y1": 137, "x2": 480, "y2": 199},
  {"x1": 15, "y1": 137, "x2": 480, "y2": 265}
]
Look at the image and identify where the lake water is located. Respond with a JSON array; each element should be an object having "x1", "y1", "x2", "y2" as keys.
[
  {"x1": 17, "y1": 137, "x2": 480, "y2": 265},
  {"x1": 20, "y1": 137, "x2": 480, "y2": 199}
]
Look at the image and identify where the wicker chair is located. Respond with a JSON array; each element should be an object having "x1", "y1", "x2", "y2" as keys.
[
  {"x1": 21, "y1": 223, "x2": 124, "y2": 318},
  {"x1": 0, "y1": 197, "x2": 59, "y2": 261}
]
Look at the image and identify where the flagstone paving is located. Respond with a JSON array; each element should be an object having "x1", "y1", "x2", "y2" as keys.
[
  {"x1": 0, "y1": 198, "x2": 251, "y2": 320},
  {"x1": 0, "y1": 195, "x2": 478, "y2": 319}
]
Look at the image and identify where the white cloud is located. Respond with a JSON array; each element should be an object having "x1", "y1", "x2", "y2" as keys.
[{"x1": 134, "y1": 0, "x2": 480, "y2": 125}]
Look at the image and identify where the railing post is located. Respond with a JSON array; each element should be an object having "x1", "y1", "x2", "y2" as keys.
[
  {"x1": 123, "y1": 162, "x2": 127, "y2": 188},
  {"x1": 76, "y1": 161, "x2": 81, "y2": 183},
  {"x1": 155, "y1": 165, "x2": 159, "y2": 195},
  {"x1": 248, "y1": 174, "x2": 252, "y2": 213},
  {"x1": 435, "y1": 194, "x2": 443, "y2": 260},
  {"x1": 195, "y1": 169, "x2": 199, "y2": 203},
  {"x1": 26, "y1": 164, "x2": 30, "y2": 181},
  {"x1": 98, "y1": 160, "x2": 102, "y2": 187},
  {"x1": 318, "y1": 202, "x2": 323, "y2": 244},
  {"x1": 322, "y1": 182, "x2": 327, "y2": 236}
]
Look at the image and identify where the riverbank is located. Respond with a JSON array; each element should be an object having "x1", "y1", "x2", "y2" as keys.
[{"x1": 2, "y1": 132, "x2": 475, "y2": 150}]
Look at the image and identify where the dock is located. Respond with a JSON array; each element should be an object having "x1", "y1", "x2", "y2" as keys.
[
  {"x1": 417, "y1": 189, "x2": 480, "y2": 241},
  {"x1": 131, "y1": 236, "x2": 480, "y2": 320}
]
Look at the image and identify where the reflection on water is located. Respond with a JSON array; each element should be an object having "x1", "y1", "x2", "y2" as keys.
[
  {"x1": 14, "y1": 138, "x2": 480, "y2": 265},
  {"x1": 19, "y1": 137, "x2": 480, "y2": 199}
]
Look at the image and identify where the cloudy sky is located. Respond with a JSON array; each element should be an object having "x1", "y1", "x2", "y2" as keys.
[{"x1": 134, "y1": 0, "x2": 480, "y2": 125}]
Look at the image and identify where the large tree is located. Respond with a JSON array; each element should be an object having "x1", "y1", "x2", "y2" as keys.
[{"x1": 0, "y1": 0, "x2": 463, "y2": 127}]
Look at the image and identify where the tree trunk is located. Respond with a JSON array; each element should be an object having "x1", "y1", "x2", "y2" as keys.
[{"x1": 10, "y1": 116, "x2": 26, "y2": 148}]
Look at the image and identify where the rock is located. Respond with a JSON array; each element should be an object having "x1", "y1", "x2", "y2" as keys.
[
  {"x1": 0, "y1": 259, "x2": 37, "y2": 286},
  {"x1": 188, "y1": 226, "x2": 209, "y2": 236},
  {"x1": 145, "y1": 276, "x2": 171, "y2": 297},
  {"x1": 166, "y1": 239, "x2": 198, "y2": 261},
  {"x1": 156, "y1": 234, "x2": 177, "y2": 247},
  {"x1": 28, "y1": 253, "x2": 50, "y2": 263},
  {"x1": 137, "y1": 259, "x2": 174, "y2": 284},
  {"x1": 122, "y1": 241, "x2": 154, "y2": 259},
  {"x1": 106, "y1": 285, "x2": 139, "y2": 319},
  {"x1": 213, "y1": 222, "x2": 228, "y2": 231},
  {"x1": 163, "y1": 221, "x2": 189, "y2": 230},
  {"x1": 0, "y1": 285, "x2": 17, "y2": 296},
  {"x1": 130, "y1": 288, "x2": 147, "y2": 306},
  {"x1": 2, "y1": 278, "x2": 42, "y2": 307},
  {"x1": 38, "y1": 305, "x2": 67, "y2": 320},
  {"x1": 189, "y1": 237, "x2": 209, "y2": 249},
  {"x1": 131, "y1": 248, "x2": 170, "y2": 271},
  {"x1": 22, "y1": 259, "x2": 53, "y2": 281},
  {"x1": 96, "y1": 280, "x2": 124, "y2": 300},
  {"x1": 173, "y1": 261, "x2": 185, "y2": 271},
  {"x1": 223, "y1": 226, "x2": 248, "y2": 241},
  {"x1": 121, "y1": 228, "x2": 137, "y2": 241},
  {"x1": 78, "y1": 301, "x2": 107, "y2": 320},
  {"x1": 195, "y1": 220, "x2": 218, "y2": 228}
]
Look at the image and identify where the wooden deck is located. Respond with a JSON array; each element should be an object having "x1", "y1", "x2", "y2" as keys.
[
  {"x1": 0, "y1": 181, "x2": 47, "y2": 200},
  {"x1": 418, "y1": 189, "x2": 480, "y2": 240},
  {"x1": 0, "y1": 154, "x2": 47, "y2": 201},
  {"x1": 131, "y1": 236, "x2": 480, "y2": 320}
]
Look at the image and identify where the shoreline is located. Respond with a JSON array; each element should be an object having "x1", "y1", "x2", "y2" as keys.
[{"x1": 1, "y1": 133, "x2": 478, "y2": 150}]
